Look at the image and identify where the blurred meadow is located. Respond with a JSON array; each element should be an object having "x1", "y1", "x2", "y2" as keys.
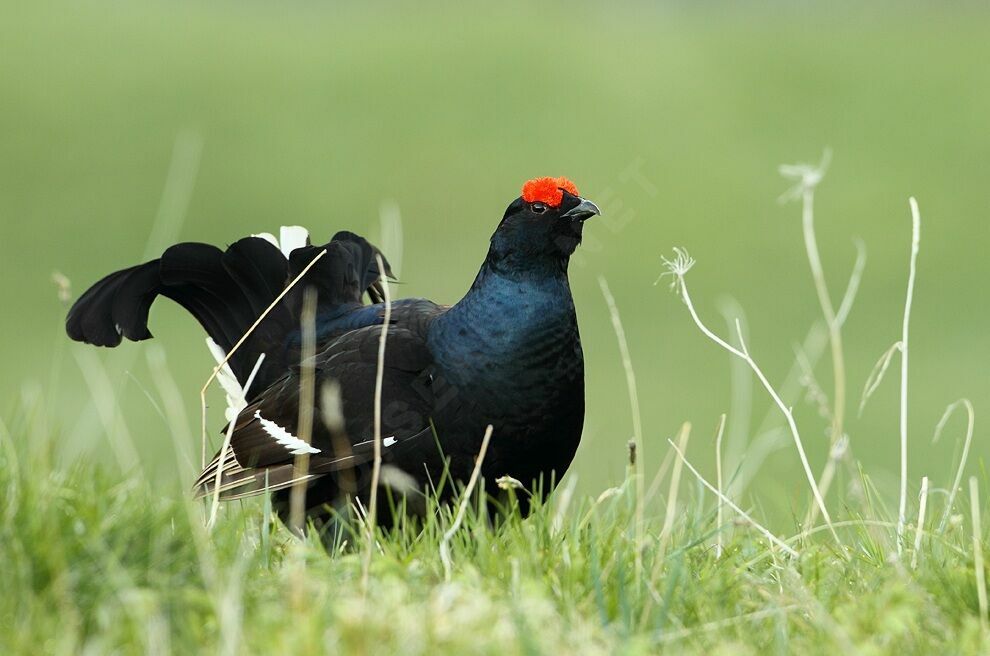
[{"x1": 2, "y1": 1, "x2": 988, "y2": 524}]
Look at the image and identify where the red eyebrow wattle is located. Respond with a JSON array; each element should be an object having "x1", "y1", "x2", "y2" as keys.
[{"x1": 521, "y1": 177, "x2": 580, "y2": 207}]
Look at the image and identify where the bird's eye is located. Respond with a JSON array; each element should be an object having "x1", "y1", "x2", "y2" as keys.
[{"x1": 530, "y1": 202, "x2": 547, "y2": 214}]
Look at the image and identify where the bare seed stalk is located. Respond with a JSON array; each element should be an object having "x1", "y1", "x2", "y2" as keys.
[
  {"x1": 912, "y1": 476, "x2": 929, "y2": 569},
  {"x1": 733, "y1": 241, "x2": 862, "y2": 500},
  {"x1": 800, "y1": 185, "x2": 848, "y2": 454},
  {"x1": 792, "y1": 167, "x2": 866, "y2": 531},
  {"x1": 659, "y1": 422, "x2": 692, "y2": 555},
  {"x1": 934, "y1": 399, "x2": 976, "y2": 532},
  {"x1": 834, "y1": 239, "x2": 867, "y2": 328},
  {"x1": 667, "y1": 438, "x2": 798, "y2": 558},
  {"x1": 599, "y1": 277, "x2": 645, "y2": 583},
  {"x1": 440, "y1": 425, "x2": 494, "y2": 580},
  {"x1": 289, "y1": 288, "x2": 318, "y2": 535},
  {"x1": 859, "y1": 341, "x2": 903, "y2": 416},
  {"x1": 897, "y1": 199, "x2": 921, "y2": 554},
  {"x1": 798, "y1": 189, "x2": 868, "y2": 531},
  {"x1": 207, "y1": 424, "x2": 238, "y2": 531},
  {"x1": 663, "y1": 250, "x2": 840, "y2": 546},
  {"x1": 804, "y1": 435, "x2": 848, "y2": 531},
  {"x1": 206, "y1": 353, "x2": 265, "y2": 531},
  {"x1": 740, "y1": 518, "x2": 972, "y2": 572},
  {"x1": 714, "y1": 414, "x2": 727, "y2": 559},
  {"x1": 971, "y1": 477, "x2": 988, "y2": 634},
  {"x1": 362, "y1": 254, "x2": 392, "y2": 593}
]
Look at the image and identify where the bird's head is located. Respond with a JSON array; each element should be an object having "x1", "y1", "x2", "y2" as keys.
[{"x1": 489, "y1": 176, "x2": 600, "y2": 271}]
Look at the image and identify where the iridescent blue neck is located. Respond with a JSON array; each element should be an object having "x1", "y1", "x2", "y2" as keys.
[{"x1": 427, "y1": 260, "x2": 578, "y2": 389}]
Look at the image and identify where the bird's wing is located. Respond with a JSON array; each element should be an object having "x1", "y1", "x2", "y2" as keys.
[{"x1": 193, "y1": 322, "x2": 441, "y2": 500}]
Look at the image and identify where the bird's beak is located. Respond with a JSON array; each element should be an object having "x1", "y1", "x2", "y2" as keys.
[{"x1": 562, "y1": 198, "x2": 601, "y2": 221}]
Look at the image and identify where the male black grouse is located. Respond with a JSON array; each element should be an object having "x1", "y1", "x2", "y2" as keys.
[{"x1": 66, "y1": 176, "x2": 600, "y2": 529}]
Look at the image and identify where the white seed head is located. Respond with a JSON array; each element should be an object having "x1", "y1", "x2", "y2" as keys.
[
  {"x1": 496, "y1": 475, "x2": 524, "y2": 491},
  {"x1": 778, "y1": 148, "x2": 831, "y2": 203},
  {"x1": 657, "y1": 247, "x2": 696, "y2": 292}
]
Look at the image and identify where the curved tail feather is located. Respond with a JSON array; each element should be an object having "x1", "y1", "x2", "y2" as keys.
[{"x1": 66, "y1": 230, "x2": 392, "y2": 394}]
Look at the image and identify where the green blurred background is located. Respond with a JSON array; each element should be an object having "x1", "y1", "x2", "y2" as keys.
[{"x1": 2, "y1": 1, "x2": 987, "y2": 520}]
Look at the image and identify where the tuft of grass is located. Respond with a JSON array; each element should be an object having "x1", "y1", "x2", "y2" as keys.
[{"x1": 3, "y1": 399, "x2": 990, "y2": 655}]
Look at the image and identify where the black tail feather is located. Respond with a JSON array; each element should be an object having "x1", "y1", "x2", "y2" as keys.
[
  {"x1": 330, "y1": 230, "x2": 393, "y2": 290},
  {"x1": 158, "y1": 241, "x2": 290, "y2": 383},
  {"x1": 67, "y1": 231, "x2": 392, "y2": 393},
  {"x1": 66, "y1": 262, "x2": 161, "y2": 346},
  {"x1": 284, "y1": 232, "x2": 393, "y2": 319}
]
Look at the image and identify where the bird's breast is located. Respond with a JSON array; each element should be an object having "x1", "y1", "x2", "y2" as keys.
[{"x1": 427, "y1": 275, "x2": 585, "y2": 445}]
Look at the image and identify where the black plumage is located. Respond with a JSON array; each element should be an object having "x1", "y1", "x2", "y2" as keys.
[{"x1": 67, "y1": 178, "x2": 600, "y2": 531}]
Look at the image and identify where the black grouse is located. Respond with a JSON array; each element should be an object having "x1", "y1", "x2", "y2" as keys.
[{"x1": 66, "y1": 176, "x2": 600, "y2": 530}]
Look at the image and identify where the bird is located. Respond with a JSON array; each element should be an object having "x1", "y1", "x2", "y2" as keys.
[{"x1": 66, "y1": 176, "x2": 600, "y2": 534}]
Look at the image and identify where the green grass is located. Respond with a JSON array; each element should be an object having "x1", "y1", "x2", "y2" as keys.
[{"x1": 3, "y1": 399, "x2": 989, "y2": 654}]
